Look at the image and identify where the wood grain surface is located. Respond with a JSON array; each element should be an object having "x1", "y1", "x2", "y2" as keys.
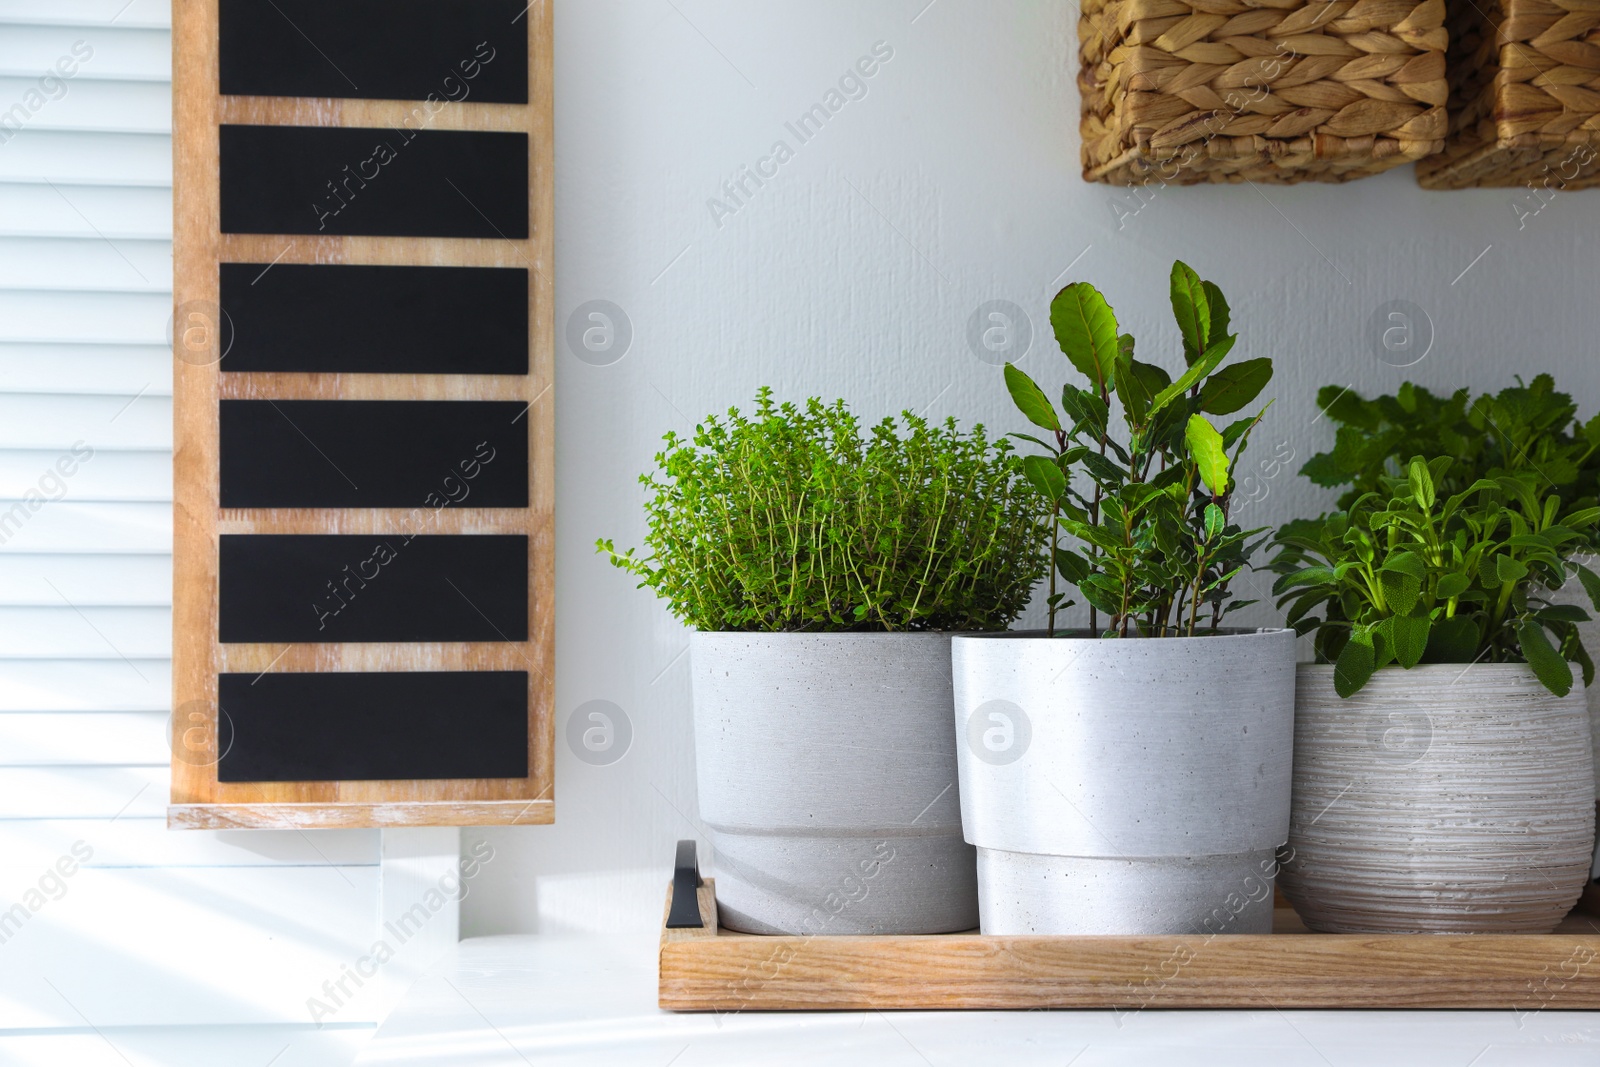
[
  {"x1": 660, "y1": 879, "x2": 1600, "y2": 1011},
  {"x1": 170, "y1": 0, "x2": 554, "y2": 828}
]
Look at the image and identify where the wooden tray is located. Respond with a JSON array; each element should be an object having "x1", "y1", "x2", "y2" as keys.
[{"x1": 659, "y1": 845, "x2": 1600, "y2": 1011}]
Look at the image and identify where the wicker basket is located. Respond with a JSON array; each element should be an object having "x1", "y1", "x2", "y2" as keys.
[
  {"x1": 1080, "y1": 0, "x2": 1450, "y2": 184},
  {"x1": 1416, "y1": 0, "x2": 1600, "y2": 188}
]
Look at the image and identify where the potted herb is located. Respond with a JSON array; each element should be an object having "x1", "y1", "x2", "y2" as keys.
[
  {"x1": 952, "y1": 261, "x2": 1296, "y2": 936},
  {"x1": 1298, "y1": 376, "x2": 1600, "y2": 515},
  {"x1": 1299, "y1": 376, "x2": 1600, "y2": 796},
  {"x1": 600, "y1": 389, "x2": 1046, "y2": 935},
  {"x1": 1271, "y1": 456, "x2": 1600, "y2": 932}
]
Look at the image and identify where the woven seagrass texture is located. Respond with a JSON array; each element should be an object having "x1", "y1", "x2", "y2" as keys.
[
  {"x1": 1416, "y1": 0, "x2": 1600, "y2": 188},
  {"x1": 1081, "y1": 0, "x2": 1450, "y2": 184}
]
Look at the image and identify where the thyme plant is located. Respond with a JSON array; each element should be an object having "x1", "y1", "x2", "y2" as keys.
[
  {"x1": 599, "y1": 388, "x2": 1048, "y2": 632},
  {"x1": 1004, "y1": 260, "x2": 1274, "y2": 638}
]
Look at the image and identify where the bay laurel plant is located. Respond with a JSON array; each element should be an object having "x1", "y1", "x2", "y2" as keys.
[
  {"x1": 1271, "y1": 456, "x2": 1600, "y2": 698},
  {"x1": 1299, "y1": 375, "x2": 1600, "y2": 519},
  {"x1": 598, "y1": 388, "x2": 1049, "y2": 632},
  {"x1": 1003, "y1": 260, "x2": 1274, "y2": 638}
]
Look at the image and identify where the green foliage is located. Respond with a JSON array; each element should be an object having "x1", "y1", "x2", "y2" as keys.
[
  {"x1": 598, "y1": 389, "x2": 1049, "y2": 632},
  {"x1": 1003, "y1": 260, "x2": 1273, "y2": 638},
  {"x1": 1302, "y1": 376, "x2": 1600, "y2": 523},
  {"x1": 1271, "y1": 455, "x2": 1600, "y2": 697}
]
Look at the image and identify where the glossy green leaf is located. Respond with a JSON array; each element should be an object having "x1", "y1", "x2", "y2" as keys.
[
  {"x1": 1113, "y1": 356, "x2": 1150, "y2": 426},
  {"x1": 1199, "y1": 358, "x2": 1273, "y2": 416},
  {"x1": 1080, "y1": 451, "x2": 1127, "y2": 485},
  {"x1": 1054, "y1": 547, "x2": 1090, "y2": 583},
  {"x1": 1022, "y1": 454, "x2": 1067, "y2": 501},
  {"x1": 1221, "y1": 414, "x2": 1262, "y2": 451},
  {"x1": 1151, "y1": 335, "x2": 1236, "y2": 417},
  {"x1": 1078, "y1": 575, "x2": 1121, "y2": 615},
  {"x1": 1050, "y1": 282, "x2": 1120, "y2": 393},
  {"x1": 1129, "y1": 359, "x2": 1171, "y2": 398},
  {"x1": 1204, "y1": 502, "x2": 1226, "y2": 542},
  {"x1": 1003, "y1": 363, "x2": 1060, "y2": 433},
  {"x1": 1201, "y1": 280, "x2": 1230, "y2": 349},
  {"x1": 1170, "y1": 261, "x2": 1210, "y2": 366},
  {"x1": 1186, "y1": 414, "x2": 1230, "y2": 496}
]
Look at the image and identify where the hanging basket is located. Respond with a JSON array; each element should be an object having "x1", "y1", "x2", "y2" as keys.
[
  {"x1": 1416, "y1": 0, "x2": 1600, "y2": 189},
  {"x1": 1080, "y1": 0, "x2": 1450, "y2": 184}
]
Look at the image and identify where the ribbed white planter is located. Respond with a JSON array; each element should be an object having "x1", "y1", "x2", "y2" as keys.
[
  {"x1": 1281, "y1": 664, "x2": 1596, "y2": 933},
  {"x1": 951, "y1": 629, "x2": 1296, "y2": 935},
  {"x1": 691, "y1": 632, "x2": 977, "y2": 935}
]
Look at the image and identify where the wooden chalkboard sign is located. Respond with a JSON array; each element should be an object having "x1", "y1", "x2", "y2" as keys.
[
  {"x1": 218, "y1": 0, "x2": 529, "y2": 104},
  {"x1": 217, "y1": 671, "x2": 529, "y2": 782},
  {"x1": 218, "y1": 400, "x2": 530, "y2": 508},
  {"x1": 219, "y1": 535, "x2": 528, "y2": 644},
  {"x1": 219, "y1": 125, "x2": 529, "y2": 237},
  {"x1": 219, "y1": 263, "x2": 528, "y2": 374},
  {"x1": 171, "y1": 0, "x2": 554, "y2": 828}
]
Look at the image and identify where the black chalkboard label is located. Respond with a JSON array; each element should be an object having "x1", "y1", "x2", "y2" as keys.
[
  {"x1": 217, "y1": 671, "x2": 528, "y2": 782},
  {"x1": 219, "y1": 0, "x2": 528, "y2": 104},
  {"x1": 220, "y1": 125, "x2": 528, "y2": 238},
  {"x1": 219, "y1": 400, "x2": 528, "y2": 508},
  {"x1": 220, "y1": 263, "x2": 527, "y2": 374},
  {"x1": 220, "y1": 534, "x2": 527, "y2": 643}
]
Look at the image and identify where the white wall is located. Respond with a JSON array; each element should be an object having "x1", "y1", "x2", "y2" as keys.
[{"x1": 462, "y1": 0, "x2": 1600, "y2": 936}]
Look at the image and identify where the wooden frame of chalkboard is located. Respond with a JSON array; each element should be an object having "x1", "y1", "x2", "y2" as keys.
[{"x1": 170, "y1": 0, "x2": 554, "y2": 829}]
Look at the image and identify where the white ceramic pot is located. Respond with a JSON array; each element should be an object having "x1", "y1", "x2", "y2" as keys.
[
  {"x1": 951, "y1": 629, "x2": 1296, "y2": 935},
  {"x1": 1282, "y1": 663, "x2": 1596, "y2": 933},
  {"x1": 691, "y1": 632, "x2": 977, "y2": 935}
]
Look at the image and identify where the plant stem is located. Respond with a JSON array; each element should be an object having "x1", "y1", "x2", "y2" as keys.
[
  {"x1": 1047, "y1": 497, "x2": 1061, "y2": 637},
  {"x1": 1089, "y1": 393, "x2": 1111, "y2": 635},
  {"x1": 1189, "y1": 539, "x2": 1210, "y2": 637}
]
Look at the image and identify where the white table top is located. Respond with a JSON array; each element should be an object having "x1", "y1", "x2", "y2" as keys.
[{"x1": 354, "y1": 933, "x2": 1600, "y2": 1065}]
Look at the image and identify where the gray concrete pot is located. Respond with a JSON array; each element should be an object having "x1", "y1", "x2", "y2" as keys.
[
  {"x1": 690, "y1": 632, "x2": 977, "y2": 935},
  {"x1": 1282, "y1": 663, "x2": 1596, "y2": 933},
  {"x1": 951, "y1": 629, "x2": 1296, "y2": 935}
]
